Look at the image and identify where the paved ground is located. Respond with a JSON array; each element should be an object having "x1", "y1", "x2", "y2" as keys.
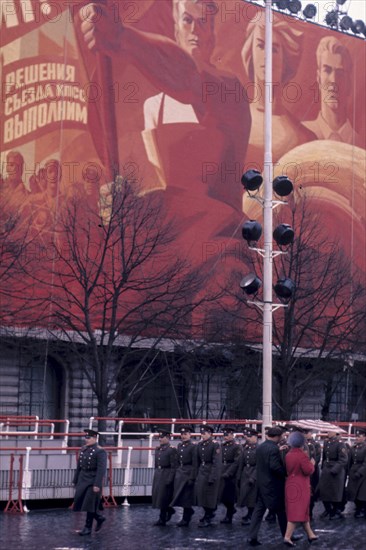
[{"x1": 1, "y1": 502, "x2": 365, "y2": 550}]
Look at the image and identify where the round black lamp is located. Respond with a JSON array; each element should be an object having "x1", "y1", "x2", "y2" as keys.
[
  {"x1": 274, "y1": 277, "x2": 296, "y2": 300},
  {"x1": 303, "y1": 3, "x2": 317, "y2": 19},
  {"x1": 340, "y1": 15, "x2": 353, "y2": 30},
  {"x1": 240, "y1": 274, "x2": 262, "y2": 295},
  {"x1": 273, "y1": 224, "x2": 295, "y2": 246},
  {"x1": 288, "y1": 0, "x2": 302, "y2": 15},
  {"x1": 273, "y1": 176, "x2": 293, "y2": 197},
  {"x1": 241, "y1": 169, "x2": 263, "y2": 192},
  {"x1": 242, "y1": 220, "x2": 263, "y2": 243}
]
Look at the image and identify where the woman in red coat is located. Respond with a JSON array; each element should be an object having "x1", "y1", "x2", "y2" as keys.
[{"x1": 283, "y1": 431, "x2": 319, "y2": 546}]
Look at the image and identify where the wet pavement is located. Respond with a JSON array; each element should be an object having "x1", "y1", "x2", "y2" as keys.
[{"x1": 1, "y1": 502, "x2": 365, "y2": 550}]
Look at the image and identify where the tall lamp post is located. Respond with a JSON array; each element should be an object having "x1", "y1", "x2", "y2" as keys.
[
  {"x1": 240, "y1": 2, "x2": 296, "y2": 439},
  {"x1": 262, "y1": 0, "x2": 274, "y2": 435}
]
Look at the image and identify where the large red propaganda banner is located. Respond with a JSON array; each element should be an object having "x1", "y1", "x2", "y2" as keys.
[{"x1": 1, "y1": 0, "x2": 365, "y2": 334}]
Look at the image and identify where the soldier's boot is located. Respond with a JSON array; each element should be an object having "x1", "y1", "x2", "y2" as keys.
[
  {"x1": 177, "y1": 507, "x2": 194, "y2": 527},
  {"x1": 242, "y1": 508, "x2": 254, "y2": 526},
  {"x1": 354, "y1": 501, "x2": 363, "y2": 518},
  {"x1": 320, "y1": 502, "x2": 331, "y2": 519},
  {"x1": 166, "y1": 507, "x2": 176, "y2": 522},
  {"x1": 265, "y1": 510, "x2": 276, "y2": 523},
  {"x1": 79, "y1": 513, "x2": 93, "y2": 536},
  {"x1": 199, "y1": 508, "x2": 214, "y2": 527},
  {"x1": 221, "y1": 506, "x2": 236, "y2": 524},
  {"x1": 153, "y1": 508, "x2": 167, "y2": 526},
  {"x1": 329, "y1": 504, "x2": 344, "y2": 520},
  {"x1": 95, "y1": 513, "x2": 106, "y2": 532}
]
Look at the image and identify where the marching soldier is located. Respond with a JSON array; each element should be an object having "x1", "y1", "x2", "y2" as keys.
[
  {"x1": 170, "y1": 426, "x2": 197, "y2": 527},
  {"x1": 318, "y1": 429, "x2": 348, "y2": 519},
  {"x1": 152, "y1": 429, "x2": 178, "y2": 526},
  {"x1": 196, "y1": 425, "x2": 221, "y2": 527},
  {"x1": 218, "y1": 426, "x2": 242, "y2": 524},
  {"x1": 347, "y1": 428, "x2": 366, "y2": 518},
  {"x1": 72, "y1": 429, "x2": 107, "y2": 536},
  {"x1": 304, "y1": 428, "x2": 321, "y2": 519},
  {"x1": 237, "y1": 428, "x2": 259, "y2": 526}
]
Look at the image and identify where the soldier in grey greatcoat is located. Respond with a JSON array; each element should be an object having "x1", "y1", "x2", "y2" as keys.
[
  {"x1": 73, "y1": 429, "x2": 107, "y2": 536},
  {"x1": 347, "y1": 428, "x2": 366, "y2": 518},
  {"x1": 218, "y1": 426, "x2": 242, "y2": 523},
  {"x1": 318, "y1": 429, "x2": 349, "y2": 519},
  {"x1": 170, "y1": 426, "x2": 197, "y2": 526},
  {"x1": 196, "y1": 425, "x2": 221, "y2": 527},
  {"x1": 303, "y1": 429, "x2": 321, "y2": 519},
  {"x1": 237, "y1": 428, "x2": 258, "y2": 525},
  {"x1": 152, "y1": 430, "x2": 178, "y2": 526}
]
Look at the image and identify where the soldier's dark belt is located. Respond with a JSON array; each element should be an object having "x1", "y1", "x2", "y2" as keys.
[
  {"x1": 223, "y1": 461, "x2": 234, "y2": 464},
  {"x1": 157, "y1": 466, "x2": 171, "y2": 469}
]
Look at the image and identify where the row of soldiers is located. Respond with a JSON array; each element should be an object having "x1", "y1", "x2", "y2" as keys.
[
  {"x1": 71, "y1": 424, "x2": 366, "y2": 535},
  {"x1": 152, "y1": 424, "x2": 366, "y2": 527}
]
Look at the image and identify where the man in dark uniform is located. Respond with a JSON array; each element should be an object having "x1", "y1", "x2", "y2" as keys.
[
  {"x1": 237, "y1": 428, "x2": 258, "y2": 526},
  {"x1": 304, "y1": 428, "x2": 321, "y2": 519},
  {"x1": 347, "y1": 428, "x2": 366, "y2": 518},
  {"x1": 170, "y1": 426, "x2": 197, "y2": 526},
  {"x1": 72, "y1": 428, "x2": 107, "y2": 536},
  {"x1": 218, "y1": 426, "x2": 242, "y2": 524},
  {"x1": 152, "y1": 429, "x2": 178, "y2": 526},
  {"x1": 247, "y1": 426, "x2": 287, "y2": 547},
  {"x1": 318, "y1": 429, "x2": 349, "y2": 519},
  {"x1": 196, "y1": 425, "x2": 221, "y2": 527},
  {"x1": 264, "y1": 425, "x2": 289, "y2": 524}
]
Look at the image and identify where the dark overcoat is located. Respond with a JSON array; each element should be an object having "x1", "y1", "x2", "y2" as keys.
[
  {"x1": 218, "y1": 440, "x2": 242, "y2": 505},
  {"x1": 151, "y1": 443, "x2": 178, "y2": 509},
  {"x1": 285, "y1": 448, "x2": 314, "y2": 522},
  {"x1": 318, "y1": 437, "x2": 348, "y2": 502},
  {"x1": 237, "y1": 442, "x2": 258, "y2": 508},
  {"x1": 170, "y1": 440, "x2": 197, "y2": 508},
  {"x1": 347, "y1": 441, "x2": 366, "y2": 502},
  {"x1": 195, "y1": 438, "x2": 221, "y2": 508},
  {"x1": 255, "y1": 439, "x2": 286, "y2": 511},
  {"x1": 73, "y1": 444, "x2": 107, "y2": 513},
  {"x1": 307, "y1": 438, "x2": 321, "y2": 495}
]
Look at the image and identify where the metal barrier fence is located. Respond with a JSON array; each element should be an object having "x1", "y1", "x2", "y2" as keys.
[
  {"x1": 2, "y1": 415, "x2": 366, "y2": 514},
  {"x1": 0, "y1": 415, "x2": 70, "y2": 445}
]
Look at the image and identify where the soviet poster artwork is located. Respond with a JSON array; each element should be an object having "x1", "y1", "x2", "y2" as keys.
[{"x1": 1, "y1": 0, "x2": 365, "y2": 336}]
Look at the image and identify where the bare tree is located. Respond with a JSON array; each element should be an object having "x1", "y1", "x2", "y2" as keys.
[
  {"x1": 0, "y1": 198, "x2": 35, "y2": 328},
  {"x1": 229, "y1": 196, "x2": 366, "y2": 420},
  {"x1": 32, "y1": 179, "x2": 215, "y2": 433}
]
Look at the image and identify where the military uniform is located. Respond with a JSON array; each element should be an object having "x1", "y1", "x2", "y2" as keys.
[
  {"x1": 347, "y1": 432, "x2": 366, "y2": 517},
  {"x1": 170, "y1": 427, "x2": 197, "y2": 526},
  {"x1": 318, "y1": 435, "x2": 348, "y2": 518},
  {"x1": 152, "y1": 431, "x2": 178, "y2": 525},
  {"x1": 237, "y1": 435, "x2": 258, "y2": 524},
  {"x1": 306, "y1": 435, "x2": 321, "y2": 518},
  {"x1": 73, "y1": 429, "x2": 107, "y2": 536},
  {"x1": 196, "y1": 426, "x2": 221, "y2": 526},
  {"x1": 218, "y1": 429, "x2": 242, "y2": 523}
]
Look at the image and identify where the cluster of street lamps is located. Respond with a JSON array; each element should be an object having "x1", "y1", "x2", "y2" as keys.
[
  {"x1": 325, "y1": 0, "x2": 366, "y2": 36},
  {"x1": 247, "y1": 0, "x2": 366, "y2": 37},
  {"x1": 239, "y1": 169, "x2": 296, "y2": 302}
]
